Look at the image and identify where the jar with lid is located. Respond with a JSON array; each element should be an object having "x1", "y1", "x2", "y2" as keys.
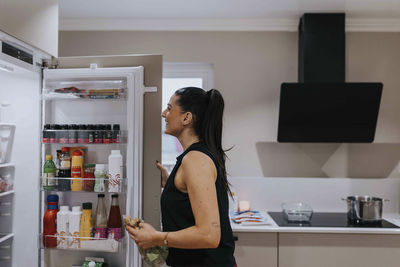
[
  {"x1": 83, "y1": 164, "x2": 96, "y2": 192},
  {"x1": 69, "y1": 124, "x2": 78, "y2": 144}
]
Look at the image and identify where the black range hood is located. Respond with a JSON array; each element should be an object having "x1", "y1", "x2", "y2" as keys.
[{"x1": 277, "y1": 13, "x2": 383, "y2": 143}]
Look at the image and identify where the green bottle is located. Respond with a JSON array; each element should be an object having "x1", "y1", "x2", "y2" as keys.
[{"x1": 43, "y1": 154, "x2": 57, "y2": 190}]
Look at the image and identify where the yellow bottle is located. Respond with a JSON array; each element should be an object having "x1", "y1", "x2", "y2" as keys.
[
  {"x1": 80, "y1": 202, "x2": 93, "y2": 240},
  {"x1": 71, "y1": 150, "x2": 84, "y2": 191}
]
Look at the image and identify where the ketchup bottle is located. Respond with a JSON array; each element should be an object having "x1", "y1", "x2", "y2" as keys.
[{"x1": 43, "y1": 194, "x2": 59, "y2": 248}]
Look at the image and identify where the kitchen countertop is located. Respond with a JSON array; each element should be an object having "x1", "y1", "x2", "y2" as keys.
[{"x1": 231, "y1": 212, "x2": 400, "y2": 234}]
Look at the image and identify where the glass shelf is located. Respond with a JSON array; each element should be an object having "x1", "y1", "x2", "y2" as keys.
[
  {"x1": 0, "y1": 233, "x2": 14, "y2": 244},
  {"x1": 42, "y1": 130, "x2": 125, "y2": 144},
  {"x1": 0, "y1": 190, "x2": 15, "y2": 198},
  {"x1": 41, "y1": 177, "x2": 126, "y2": 193},
  {"x1": 40, "y1": 234, "x2": 124, "y2": 253},
  {"x1": 42, "y1": 87, "x2": 126, "y2": 100}
]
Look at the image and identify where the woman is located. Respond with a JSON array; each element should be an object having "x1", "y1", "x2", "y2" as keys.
[{"x1": 126, "y1": 87, "x2": 236, "y2": 267}]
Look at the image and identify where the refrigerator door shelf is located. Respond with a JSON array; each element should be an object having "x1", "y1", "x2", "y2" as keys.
[
  {"x1": 42, "y1": 89, "x2": 127, "y2": 100},
  {"x1": 0, "y1": 124, "x2": 16, "y2": 164},
  {"x1": 40, "y1": 234, "x2": 124, "y2": 253},
  {"x1": 40, "y1": 178, "x2": 127, "y2": 193},
  {"x1": 42, "y1": 130, "x2": 126, "y2": 144},
  {"x1": 0, "y1": 190, "x2": 15, "y2": 198},
  {"x1": 0, "y1": 233, "x2": 14, "y2": 244}
]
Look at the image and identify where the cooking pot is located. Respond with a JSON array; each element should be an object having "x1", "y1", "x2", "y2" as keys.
[{"x1": 342, "y1": 196, "x2": 389, "y2": 222}]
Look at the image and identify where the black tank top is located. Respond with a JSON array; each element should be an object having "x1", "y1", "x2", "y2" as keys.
[{"x1": 160, "y1": 142, "x2": 236, "y2": 267}]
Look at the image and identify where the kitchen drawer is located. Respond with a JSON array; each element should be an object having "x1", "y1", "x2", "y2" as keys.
[{"x1": 234, "y1": 232, "x2": 277, "y2": 267}]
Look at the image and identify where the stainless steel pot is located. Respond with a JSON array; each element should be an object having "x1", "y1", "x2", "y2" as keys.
[{"x1": 342, "y1": 196, "x2": 389, "y2": 222}]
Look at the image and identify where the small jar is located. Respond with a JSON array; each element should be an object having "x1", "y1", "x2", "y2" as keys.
[
  {"x1": 59, "y1": 125, "x2": 69, "y2": 144},
  {"x1": 88, "y1": 125, "x2": 95, "y2": 144},
  {"x1": 83, "y1": 163, "x2": 96, "y2": 192},
  {"x1": 113, "y1": 124, "x2": 121, "y2": 143},
  {"x1": 42, "y1": 124, "x2": 51, "y2": 143},
  {"x1": 77, "y1": 124, "x2": 87, "y2": 144},
  {"x1": 104, "y1": 124, "x2": 112, "y2": 143},
  {"x1": 94, "y1": 125, "x2": 103, "y2": 144},
  {"x1": 53, "y1": 124, "x2": 61, "y2": 143},
  {"x1": 69, "y1": 124, "x2": 78, "y2": 144}
]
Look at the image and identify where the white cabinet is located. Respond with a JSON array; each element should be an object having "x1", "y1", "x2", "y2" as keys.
[
  {"x1": 0, "y1": 0, "x2": 58, "y2": 57},
  {"x1": 279, "y1": 233, "x2": 400, "y2": 267},
  {"x1": 234, "y1": 233, "x2": 278, "y2": 267}
]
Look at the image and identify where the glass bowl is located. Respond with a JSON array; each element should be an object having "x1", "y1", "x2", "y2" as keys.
[{"x1": 281, "y1": 202, "x2": 313, "y2": 222}]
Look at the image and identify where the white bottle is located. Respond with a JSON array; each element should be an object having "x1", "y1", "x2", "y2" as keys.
[
  {"x1": 68, "y1": 206, "x2": 82, "y2": 249},
  {"x1": 108, "y1": 150, "x2": 122, "y2": 192},
  {"x1": 57, "y1": 206, "x2": 70, "y2": 249},
  {"x1": 229, "y1": 192, "x2": 238, "y2": 213}
]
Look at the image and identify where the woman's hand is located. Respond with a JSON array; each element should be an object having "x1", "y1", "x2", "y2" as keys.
[
  {"x1": 155, "y1": 160, "x2": 169, "y2": 187},
  {"x1": 126, "y1": 222, "x2": 163, "y2": 249}
]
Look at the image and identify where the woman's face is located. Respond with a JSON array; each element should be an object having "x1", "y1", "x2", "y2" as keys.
[{"x1": 162, "y1": 94, "x2": 187, "y2": 137}]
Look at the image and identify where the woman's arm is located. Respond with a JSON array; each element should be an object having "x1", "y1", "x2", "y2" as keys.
[
  {"x1": 130, "y1": 152, "x2": 221, "y2": 249},
  {"x1": 155, "y1": 160, "x2": 169, "y2": 188}
]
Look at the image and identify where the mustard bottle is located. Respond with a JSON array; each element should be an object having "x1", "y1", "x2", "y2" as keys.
[{"x1": 80, "y1": 202, "x2": 93, "y2": 240}]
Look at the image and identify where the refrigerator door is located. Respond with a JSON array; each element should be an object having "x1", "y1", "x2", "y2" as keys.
[{"x1": 43, "y1": 55, "x2": 162, "y2": 267}]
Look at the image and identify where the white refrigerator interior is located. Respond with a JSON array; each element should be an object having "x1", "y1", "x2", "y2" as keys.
[
  {"x1": 41, "y1": 66, "x2": 145, "y2": 267},
  {"x1": 0, "y1": 58, "x2": 41, "y2": 267},
  {"x1": 0, "y1": 31, "x2": 148, "y2": 267}
]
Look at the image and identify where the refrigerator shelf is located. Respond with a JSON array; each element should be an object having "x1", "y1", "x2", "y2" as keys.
[
  {"x1": 42, "y1": 129, "x2": 125, "y2": 144},
  {"x1": 41, "y1": 177, "x2": 127, "y2": 193},
  {"x1": 0, "y1": 163, "x2": 14, "y2": 168},
  {"x1": 42, "y1": 89, "x2": 127, "y2": 100},
  {"x1": 0, "y1": 233, "x2": 14, "y2": 244},
  {"x1": 0, "y1": 190, "x2": 15, "y2": 198},
  {"x1": 40, "y1": 234, "x2": 124, "y2": 253}
]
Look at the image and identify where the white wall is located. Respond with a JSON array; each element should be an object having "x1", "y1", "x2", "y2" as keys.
[{"x1": 59, "y1": 31, "x2": 400, "y2": 179}]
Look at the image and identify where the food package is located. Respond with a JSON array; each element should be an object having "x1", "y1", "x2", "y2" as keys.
[{"x1": 124, "y1": 216, "x2": 169, "y2": 267}]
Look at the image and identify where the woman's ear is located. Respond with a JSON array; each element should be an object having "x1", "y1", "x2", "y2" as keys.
[{"x1": 182, "y1": 112, "x2": 193, "y2": 126}]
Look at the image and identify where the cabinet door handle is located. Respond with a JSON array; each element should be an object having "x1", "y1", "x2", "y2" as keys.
[{"x1": 233, "y1": 235, "x2": 238, "y2": 241}]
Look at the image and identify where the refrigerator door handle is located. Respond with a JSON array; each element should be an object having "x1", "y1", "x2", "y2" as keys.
[{"x1": 144, "y1": 86, "x2": 157, "y2": 93}]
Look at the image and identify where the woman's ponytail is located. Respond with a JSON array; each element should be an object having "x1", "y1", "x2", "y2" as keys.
[
  {"x1": 174, "y1": 87, "x2": 231, "y2": 196},
  {"x1": 202, "y1": 89, "x2": 231, "y2": 196}
]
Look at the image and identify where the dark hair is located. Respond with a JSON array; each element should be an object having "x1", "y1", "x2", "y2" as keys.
[{"x1": 174, "y1": 87, "x2": 232, "y2": 196}]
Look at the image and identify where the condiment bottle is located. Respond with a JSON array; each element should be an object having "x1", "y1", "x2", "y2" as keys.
[
  {"x1": 80, "y1": 202, "x2": 93, "y2": 240},
  {"x1": 57, "y1": 205, "x2": 70, "y2": 249},
  {"x1": 107, "y1": 194, "x2": 122, "y2": 241},
  {"x1": 43, "y1": 194, "x2": 59, "y2": 248},
  {"x1": 83, "y1": 163, "x2": 95, "y2": 192},
  {"x1": 71, "y1": 150, "x2": 84, "y2": 191},
  {"x1": 68, "y1": 206, "x2": 82, "y2": 248},
  {"x1": 58, "y1": 147, "x2": 71, "y2": 191},
  {"x1": 94, "y1": 194, "x2": 108, "y2": 239},
  {"x1": 94, "y1": 164, "x2": 106, "y2": 192},
  {"x1": 43, "y1": 154, "x2": 56, "y2": 191},
  {"x1": 108, "y1": 150, "x2": 122, "y2": 192},
  {"x1": 112, "y1": 124, "x2": 121, "y2": 143}
]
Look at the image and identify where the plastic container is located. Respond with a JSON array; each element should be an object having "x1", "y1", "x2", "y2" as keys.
[
  {"x1": 83, "y1": 164, "x2": 95, "y2": 192},
  {"x1": 94, "y1": 164, "x2": 106, "y2": 192},
  {"x1": 282, "y1": 202, "x2": 313, "y2": 222},
  {"x1": 69, "y1": 206, "x2": 82, "y2": 249},
  {"x1": 43, "y1": 194, "x2": 59, "y2": 248},
  {"x1": 108, "y1": 150, "x2": 122, "y2": 193},
  {"x1": 43, "y1": 154, "x2": 57, "y2": 191},
  {"x1": 80, "y1": 202, "x2": 94, "y2": 240},
  {"x1": 71, "y1": 150, "x2": 84, "y2": 191},
  {"x1": 57, "y1": 206, "x2": 70, "y2": 249}
]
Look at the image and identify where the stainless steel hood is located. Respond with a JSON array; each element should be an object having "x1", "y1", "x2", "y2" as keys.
[{"x1": 277, "y1": 13, "x2": 383, "y2": 143}]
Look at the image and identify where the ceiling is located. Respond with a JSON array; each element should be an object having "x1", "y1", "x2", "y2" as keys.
[{"x1": 59, "y1": 0, "x2": 400, "y2": 31}]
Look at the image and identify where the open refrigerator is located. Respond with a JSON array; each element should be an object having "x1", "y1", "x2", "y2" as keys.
[{"x1": 0, "y1": 30, "x2": 161, "y2": 267}]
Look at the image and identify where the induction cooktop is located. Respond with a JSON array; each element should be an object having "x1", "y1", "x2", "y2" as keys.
[{"x1": 268, "y1": 212, "x2": 400, "y2": 228}]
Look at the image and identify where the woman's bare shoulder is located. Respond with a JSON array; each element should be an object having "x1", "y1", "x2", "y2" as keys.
[{"x1": 181, "y1": 151, "x2": 216, "y2": 179}]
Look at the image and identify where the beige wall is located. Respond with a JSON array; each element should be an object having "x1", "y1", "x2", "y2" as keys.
[{"x1": 59, "y1": 31, "x2": 400, "y2": 178}]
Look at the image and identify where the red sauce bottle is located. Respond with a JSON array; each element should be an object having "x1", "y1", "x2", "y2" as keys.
[
  {"x1": 107, "y1": 194, "x2": 122, "y2": 241},
  {"x1": 43, "y1": 194, "x2": 59, "y2": 248}
]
